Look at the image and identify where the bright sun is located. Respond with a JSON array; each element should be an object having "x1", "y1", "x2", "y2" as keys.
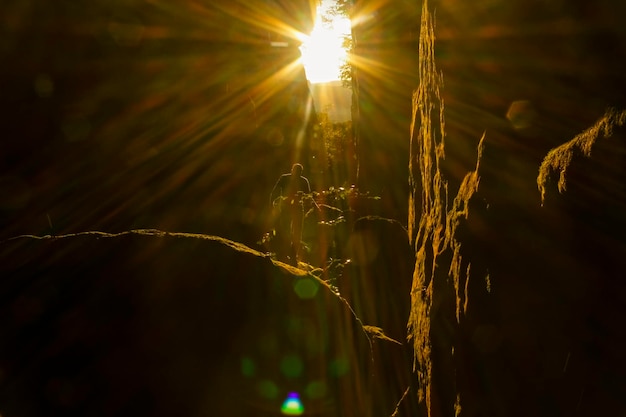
[{"x1": 299, "y1": 2, "x2": 351, "y2": 84}]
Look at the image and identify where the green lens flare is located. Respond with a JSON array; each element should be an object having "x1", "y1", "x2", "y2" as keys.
[
  {"x1": 329, "y1": 357, "x2": 350, "y2": 377},
  {"x1": 240, "y1": 356, "x2": 255, "y2": 377},
  {"x1": 281, "y1": 392, "x2": 304, "y2": 415},
  {"x1": 293, "y1": 277, "x2": 319, "y2": 299},
  {"x1": 280, "y1": 354, "x2": 304, "y2": 378},
  {"x1": 305, "y1": 380, "x2": 327, "y2": 399},
  {"x1": 257, "y1": 380, "x2": 279, "y2": 399}
]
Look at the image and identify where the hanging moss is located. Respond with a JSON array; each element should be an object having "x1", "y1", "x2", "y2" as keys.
[
  {"x1": 407, "y1": 1, "x2": 485, "y2": 415},
  {"x1": 537, "y1": 108, "x2": 626, "y2": 205}
]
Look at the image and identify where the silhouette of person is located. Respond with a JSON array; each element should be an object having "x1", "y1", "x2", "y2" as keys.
[{"x1": 270, "y1": 163, "x2": 311, "y2": 263}]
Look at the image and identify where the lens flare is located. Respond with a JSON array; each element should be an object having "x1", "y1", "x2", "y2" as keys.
[
  {"x1": 298, "y1": 1, "x2": 351, "y2": 84},
  {"x1": 280, "y1": 354, "x2": 304, "y2": 378},
  {"x1": 305, "y1": 380, "x2": 327, "y2": 399},
  {"x1": 293, "y1": 277, "x2": 319, "y2": 299},
  {"x1": 258, "y1": 380, "x2": 279, "y2": 399},
  {"x1": 281, "y1": 392, "x2": 304, "y2": 416},
  {"x1": 329, "y1": 357, "x2": 350, "y2": 377},
  {"x1": 240, "y1": 356, "x2": 255, "y2": 377}
]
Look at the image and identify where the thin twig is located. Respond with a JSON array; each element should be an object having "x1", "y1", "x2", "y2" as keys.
[{"x1": 390, "y1": 386, "x2": 411, "y2": 417}]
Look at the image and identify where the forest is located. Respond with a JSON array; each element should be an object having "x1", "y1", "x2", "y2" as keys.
[{"x1": 1, "y1": 0, "x2": 626, "y2": 416}]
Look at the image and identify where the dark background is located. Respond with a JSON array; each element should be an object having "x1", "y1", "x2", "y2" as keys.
[{"x1": 2, "y1": 0, "x2": 626, "y2": 416}]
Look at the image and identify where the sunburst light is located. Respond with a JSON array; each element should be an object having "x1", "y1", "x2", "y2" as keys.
[{"x1": 298, "y1": 1, "x2": 351, "y2": 84}]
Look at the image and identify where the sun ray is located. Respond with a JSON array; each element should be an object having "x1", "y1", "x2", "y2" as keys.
[{"x1": 298, "y1": 1, "x2": 352, "y2": 84}]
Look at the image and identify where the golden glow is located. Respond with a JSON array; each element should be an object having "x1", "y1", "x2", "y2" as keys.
[{"x1": 299, "y1": 3, "x2": 351, "y2": 84}]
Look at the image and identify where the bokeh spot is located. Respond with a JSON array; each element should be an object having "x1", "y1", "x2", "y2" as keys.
[
  {"x1": 506, "y1": 100, "x2": 537, "y2": 130},
  {"x1": 293, "y1": 277, "x2": 319, "y2": 299},
  {"x1": 329, "y1": 357, "x2": 349, "y2": 377},
  {"x1": 280, "y1": 354, "x2": 304, "y2": 379},
  {"x1": 33, "y1": 73, "x2": 54, "y2": 97},
  {"x1": 305, "y1": 380, "x2": 327, "y2": 399},
  {"x1": 240, "y1": 356, "x2": 255, "y2": 377},
  {"x1": 257, "y1": 380, "x2": 279, "y2": 399}
]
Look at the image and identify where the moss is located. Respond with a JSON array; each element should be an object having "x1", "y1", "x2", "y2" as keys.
[
  {"x1": 407, "y1": 1, "x2": 485, "y2": 414},
  {"x1": 537, "y1": 108, "x2": 626, "y2": 205}
]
